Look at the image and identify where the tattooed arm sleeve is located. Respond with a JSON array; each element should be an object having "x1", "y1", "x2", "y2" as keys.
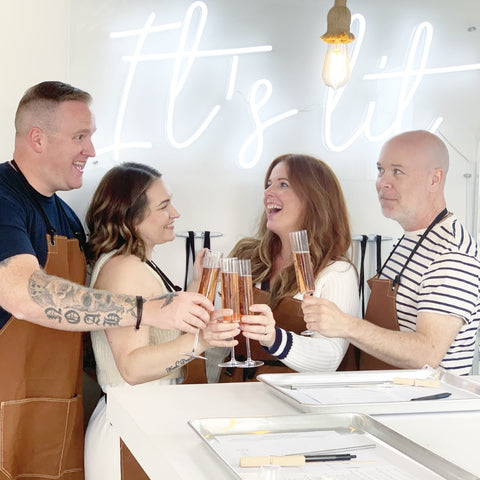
[
  {"x1": 27, "y1": 270, "x2": 139, "y2": 330},
  {"x1": 0, "y1": 254, "x2": 138, "y2": 330}
]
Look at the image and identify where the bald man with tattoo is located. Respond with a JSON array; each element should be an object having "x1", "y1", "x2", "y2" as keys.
[{"x1": 0, "y1": 81, "x2": 212, "y2": 479}]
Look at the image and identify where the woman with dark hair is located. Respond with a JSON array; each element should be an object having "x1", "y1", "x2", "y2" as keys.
[
  {"x1": 83, "y1": 162, "x2": 237, "y2": 479},
  {"x1": 222, "y1": 154, "x2": 359, "y2": 381}
]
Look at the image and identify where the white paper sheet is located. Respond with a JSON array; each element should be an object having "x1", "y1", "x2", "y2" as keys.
[
  {"x1": 211, "y1": 430, "x2": 445, "y2": 480},
  {"x1": 216, "y1": 430, "x2": 374, "y2": 457},
  {"x1": 295, "y1": 384, "x2": 453, "y2": 404}
]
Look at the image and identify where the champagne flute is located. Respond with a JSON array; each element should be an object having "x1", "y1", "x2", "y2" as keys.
[
  {"x1": 237, "y1": 259, "x2": 264, "y2": 368},
  {"x1": 218, "y1": 257, "x2": 243, "y2": 368},
  {"x1": 289, "y1": 230, "x2": 316, "y2": 336},
  {"x1": 180, "y1": 250, "x2": 223, "y2": 359}
]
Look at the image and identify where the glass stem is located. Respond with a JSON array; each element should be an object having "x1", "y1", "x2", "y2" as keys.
[
  {"x1": 230, "y1": 346, "x2": 236, "y2": 361},
  {"x1": 245, "y1": 337, "x2": 253, "y2": 361}
]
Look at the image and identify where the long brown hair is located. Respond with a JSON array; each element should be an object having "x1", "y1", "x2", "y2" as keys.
[
  {"x1": 85, "y1": 162, "x2": 162, "y2": 266},
  {"x1": 231, "y1": 154, "x2": 352, "y2": 307}
]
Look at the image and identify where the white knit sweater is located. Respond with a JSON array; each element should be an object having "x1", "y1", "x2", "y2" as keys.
[{"x1": 265, "y1": 260, "x2": 360, "y2": 372}]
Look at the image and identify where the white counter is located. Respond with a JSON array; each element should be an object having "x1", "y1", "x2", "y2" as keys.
[{"x1": 106, "y1": 378, "x2": 480, "y2": 479}]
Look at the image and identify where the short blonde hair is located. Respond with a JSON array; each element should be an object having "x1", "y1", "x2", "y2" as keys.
[{"x1": 15, "y1": 81, "x2": 92, "y2": 136}]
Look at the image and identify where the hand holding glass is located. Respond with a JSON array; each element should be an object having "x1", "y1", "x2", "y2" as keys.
[
  {"x1": 237, "y1": 259, "x2": 264, "y2": 368},
  {"x1": 218, "y1": 257, "x2": 243, "y2": 368},
  {"x1": 289, "y1": 230, "x2": 315, "y2": 336},
  {"x1": 180, "y1": 249, "x2": 222, "y2": 359}
]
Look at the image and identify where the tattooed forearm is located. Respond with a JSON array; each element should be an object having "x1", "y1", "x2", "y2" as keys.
[
  {"x1": 28, "y1": 270, "x2": 137, "y2": 327},
  {"x1": 149, "y1": 292, "x2": 177, "y2": 309},
  {"x1": 165, "y1": 357, "x2": 189, "y2": 373}
]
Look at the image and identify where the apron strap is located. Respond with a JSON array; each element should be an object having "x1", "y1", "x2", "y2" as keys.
[
  {"x1": 392, "y1": 208, "x2": 448, "y2": 288},
  {"x1": 183, "y1": 231, "x2": 196, "y2": 291},
  {"x1": 358, "y1": 235, "x2": 368, "y2": 318},
  {"x1": 203, "y1": 231, "x2": 211, "y2": 249},
  {"x1": 11, "y1": 159, "x2": 57, "y2": 245},
  {"x1": 182, "y1": 231, "x2": 214, "y2": 291},
  {"x1": 375, "y1": 235, "x2": 382, "y2": 274},
  {"x1": 377, "y1": 208, "x2": 448, "y2": 288},
  {"x1": 10, "y1": 159, "x2": 84, "y2": 248},
  {"x1": 147, "y1": 260, "x2": 182, "y2": 292}
]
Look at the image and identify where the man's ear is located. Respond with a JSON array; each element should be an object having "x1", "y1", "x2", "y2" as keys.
[
  {"x1": 430, "y1": 167, "x2": 445, "y2": 192},
  {"x1": 28, "y1": 127, "x2": 46, "y2": 153}
]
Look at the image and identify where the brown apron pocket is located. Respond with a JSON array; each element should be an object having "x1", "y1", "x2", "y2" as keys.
[{"x1": 0, "y1": 396, "x2": 83, "y2": 478}]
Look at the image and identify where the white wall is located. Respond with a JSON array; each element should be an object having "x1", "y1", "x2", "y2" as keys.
[{"x1": 2, "y1": 0, "x2": 479, "y2": 286}]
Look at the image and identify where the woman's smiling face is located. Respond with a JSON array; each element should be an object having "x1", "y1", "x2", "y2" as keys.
[
  {"x1": 264, "y1": 161, "x2": 305, "y2": 236},
  {"x1": 135, "y1": 178, "x2": 180, "y2": 256}
]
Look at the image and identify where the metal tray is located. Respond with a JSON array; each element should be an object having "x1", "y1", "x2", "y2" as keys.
[
  {"x1": 257, "y1": 367, "x2": 480, "y2": 415},
  {"x1": 189, "y1": 412, "x2": 477, "y2": 479}
]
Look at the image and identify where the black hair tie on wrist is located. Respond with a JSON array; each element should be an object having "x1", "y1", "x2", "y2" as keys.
[{"x1": 135, "y1": 296, "x2": 144, "y2": 330}]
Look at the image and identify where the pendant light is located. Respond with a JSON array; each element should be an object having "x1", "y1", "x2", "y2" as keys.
[{"x1": 321, "y1": 0, "x2": 355, "y2": 89}]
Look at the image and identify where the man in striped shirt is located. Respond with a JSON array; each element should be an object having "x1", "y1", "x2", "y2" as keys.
[{"x1": 303, "y1": 130, "x2": 480, "y2": 375}]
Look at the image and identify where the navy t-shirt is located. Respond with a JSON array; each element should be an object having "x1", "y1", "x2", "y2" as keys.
[{"x1": 0, "y1": 161, "x2": 85, "y2": 328}]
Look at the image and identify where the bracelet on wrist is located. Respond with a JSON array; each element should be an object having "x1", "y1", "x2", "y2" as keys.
[{"x1": 135, "y1": 296, "x2": 144, "y2": 330}]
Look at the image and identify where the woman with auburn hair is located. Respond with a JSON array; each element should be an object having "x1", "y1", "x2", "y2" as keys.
[
  {"x1": 83, "y1": 162, "x2": 237, "y2": 479},
  {"x1": 221, "y1": 154, "x2": 359, "y2": 382}
]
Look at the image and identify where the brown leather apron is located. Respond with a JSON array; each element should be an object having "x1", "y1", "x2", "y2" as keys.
[
  {"x1": 0, "y1": 233, "x2": 86, "y2": 479},
  {"x1": 355, "y1": 208, "x2": 449, "y2": 370},
  {"x1": 356, "y1": 276, "x2": 400, "y2": 370},
  {"x1": 182, "y1": 358, "x2": 208, "y2": 384},
  {"x1": 219, "y1": 287, "x2": 303, "y2": 382}
]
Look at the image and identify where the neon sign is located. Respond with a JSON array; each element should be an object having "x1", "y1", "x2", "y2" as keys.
[
  {"x1": 97, "y1": 1, "x2": 279, "y2": 162},
  {"x1": 238, "y1": 80, "x2": 298, "y2": 169},
  {"x1": 96, "y1": 1, "x2": 480, "y2": 165},
  {"x1": 323, "y1": 18, "x2": 473, "y2": 152}
]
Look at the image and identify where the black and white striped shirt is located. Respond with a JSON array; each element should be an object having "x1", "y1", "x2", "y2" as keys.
[{"x1": 381, "y1": 215, "x2": 480, "y2": 375}]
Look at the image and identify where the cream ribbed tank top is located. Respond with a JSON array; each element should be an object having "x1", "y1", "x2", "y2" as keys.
[{"x1": 89, "y1": 251, "x2": 182, "y2": 389}]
